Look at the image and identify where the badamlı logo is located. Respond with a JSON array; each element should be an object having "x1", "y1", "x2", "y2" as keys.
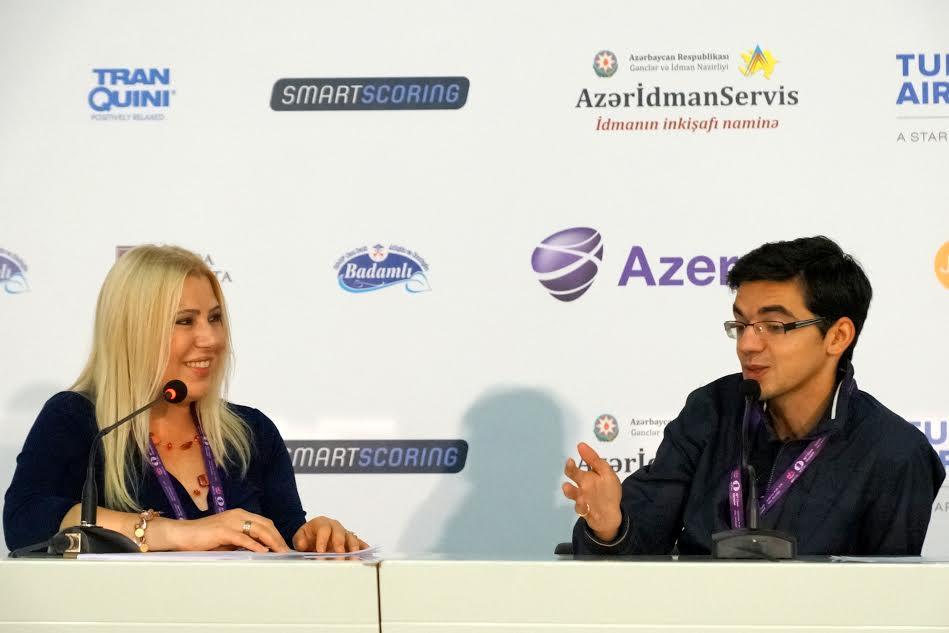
[
  {"x1": 335, "y1": 243, "x2": 431, "y2": 293},
  {"x1": 531, "y1": 227, "x2": 603, "y2": 302},
  {"x1": 593, "y1": 51, "x2": 619, "y2": 78}
]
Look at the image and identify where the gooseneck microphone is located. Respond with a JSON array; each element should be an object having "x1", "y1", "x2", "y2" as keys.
[
  {"x1": 48, "y1": 380, "x2": 188, "y2": 557},
  {"x1": 712, "y1": 378, "x2": 797, "y2": 560},
  {"x1": 739, "y1": 379, "x2": 761, "y2": 530}
]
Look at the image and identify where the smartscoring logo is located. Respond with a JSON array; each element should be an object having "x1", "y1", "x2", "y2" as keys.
[
  {"x1": 286, "y1": 440, "x2": 468, "y2": 474},
  {"x1": 335, "y1": 243, "x2": 431, "y2": 293},
  {"x1": 88, "y1": 68, "x2": 172, "y2": 121},
  {"x1": 271, "y1": 76, "x2": 469, "y2": 111},
  {"x1": 0, "y1": 248, "x2": 29, "y2": 294}
]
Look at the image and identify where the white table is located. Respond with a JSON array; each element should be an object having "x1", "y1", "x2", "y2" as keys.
[
  {"x1": 378, "y1": 557, "x2": 949, "y2": 632},
  {"x1": 5, "y1": 556, "x2": 948, "y2": 632},
  {"x1": 0, "y1": 557, "x2": 379, "y2": 632}
]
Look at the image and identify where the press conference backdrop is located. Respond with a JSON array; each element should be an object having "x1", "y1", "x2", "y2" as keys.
[{"x1": 1, "y1": 0, "x2": 947, "y2": 556}]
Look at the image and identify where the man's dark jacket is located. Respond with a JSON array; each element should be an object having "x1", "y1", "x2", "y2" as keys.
[{"x1": 573, "y1": 364, "x2": 945, "y2": 556}]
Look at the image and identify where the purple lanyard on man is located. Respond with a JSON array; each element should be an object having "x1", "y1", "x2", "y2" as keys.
[
  {"x1": 145, "y1": 406, "x2": 227, "y2": 520},
  {"x1": 729, "y1": 435, "x2": 828, "y2": 530},
  {"x1": 726, "y1": 374, "x2": 852, "y2": 531}
]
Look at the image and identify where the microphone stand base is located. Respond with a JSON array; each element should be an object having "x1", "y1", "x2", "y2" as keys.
[
  {"x1": 711, "y1": 528, "x2": 797, "y2": 560},
  {"x1": 48, "y1": 525, "x2": 140, "y2": 558}
]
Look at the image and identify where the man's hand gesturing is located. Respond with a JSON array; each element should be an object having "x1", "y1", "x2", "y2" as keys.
[{"x1": 562, "y1": 442, "x2": 623, "y2": 542}]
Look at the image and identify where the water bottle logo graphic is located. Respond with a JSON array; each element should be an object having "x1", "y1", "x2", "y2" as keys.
[{"x1": 531, "y1": 227, "x2": 603, "y2": 302}]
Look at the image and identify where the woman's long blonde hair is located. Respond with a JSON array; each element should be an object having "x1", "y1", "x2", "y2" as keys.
[{"x1": 71, "y1": 245, "x2": 250, "y2": 511}]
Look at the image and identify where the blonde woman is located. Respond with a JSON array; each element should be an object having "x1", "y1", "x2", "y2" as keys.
[{"x1": 4, "y1": 245, "x2": 366, "y2": 554}]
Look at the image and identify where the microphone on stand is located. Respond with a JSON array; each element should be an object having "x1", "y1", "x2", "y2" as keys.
[
  {"x1": 740, "y1": 379, "x2": 760, "y2": 530},
  {"x1": 48, "y1": 380, "x2": 188, "y2": 557},
  {"x1": 712, "y1": 378, "x2": 796, "y2": 560}
]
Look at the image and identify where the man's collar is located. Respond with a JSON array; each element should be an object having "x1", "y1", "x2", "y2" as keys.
[{"x1": 760, "y1": 361, "x2": 857, "y2": 441}]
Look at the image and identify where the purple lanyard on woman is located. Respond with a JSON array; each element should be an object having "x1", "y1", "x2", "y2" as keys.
[
  {"x1": 728, "y1": 434, "x2": 828, "y2": 529},
  {"x1": 146, "y1": 410, "x2": 227, "y2": 520}
]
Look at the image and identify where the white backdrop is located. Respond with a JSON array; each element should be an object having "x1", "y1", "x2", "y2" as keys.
[{"x1": 1, "y1": 0, "x2": 947, "y2": 556}]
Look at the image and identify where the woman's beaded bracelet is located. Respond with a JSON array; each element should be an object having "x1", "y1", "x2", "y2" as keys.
[{"x1": 133, "y1": 510, "x2": 159, "y2": 552}]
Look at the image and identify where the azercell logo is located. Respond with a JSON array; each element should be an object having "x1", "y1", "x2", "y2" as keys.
[
  {"x1": 271, "y1": 77, "x2": 469, "y2": 111},
  {"x1": 617, "y1": 246, "x2": 736, "y2": 286},
  {"x1": 89, "y1": 67, "x2": 172, "y2": 121},
  {"x1": 531, "y1": 227, "x2": 604, "y2": 302},
  {"x1": 0, "y1": 248, "x2": 29, "y2": 294}
]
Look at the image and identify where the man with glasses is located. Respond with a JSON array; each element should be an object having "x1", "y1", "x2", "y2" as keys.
[{"x1": 563, "y1": 236, "x2": 944, "y2": 555}]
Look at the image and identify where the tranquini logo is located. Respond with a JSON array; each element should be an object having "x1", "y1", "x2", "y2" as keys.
[
  {"x1": 739, "y1": 45, "x2": 778, "y2": 79},
  {"x1": 593, "y1": 51, "x2": 619, "y2": 78},
  {"x1": 88, "y1": 68, "x2": 172, "y2": 120},
  {"x1": 0, "y1": 248, "x2": 29, "y2": 294},
  {"x1": 335, "y1": 243, "x2": 431, "y2": 293},
  {"x1": 531, "y1": 227, "x2": 604, "y2": 302}
]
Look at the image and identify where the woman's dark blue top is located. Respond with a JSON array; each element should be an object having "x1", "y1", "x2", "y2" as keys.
[{"x1": 3, "y1": 391, "x2": 307, "y2": 551}]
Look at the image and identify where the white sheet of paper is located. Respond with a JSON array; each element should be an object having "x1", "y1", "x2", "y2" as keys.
[{"x1": 79, "y1": 545, "x2": 379, "y2": 561}]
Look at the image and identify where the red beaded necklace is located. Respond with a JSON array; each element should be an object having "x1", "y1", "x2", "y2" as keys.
[
  {"x1": 149, "y1": 432, "x2": 200, "y2": 451},
  {"x1": 148, "y1": 432, "x2": 210, "y2": 498}
]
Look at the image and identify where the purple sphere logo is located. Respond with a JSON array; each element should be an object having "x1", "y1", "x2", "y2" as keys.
[{"x1": 531, "y1": 227, "x2": 603, "y2": 302}]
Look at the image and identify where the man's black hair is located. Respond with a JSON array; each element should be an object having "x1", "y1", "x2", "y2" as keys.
[{"x1": 726, "y1": 236, "x2": 872, "y2": 364}]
